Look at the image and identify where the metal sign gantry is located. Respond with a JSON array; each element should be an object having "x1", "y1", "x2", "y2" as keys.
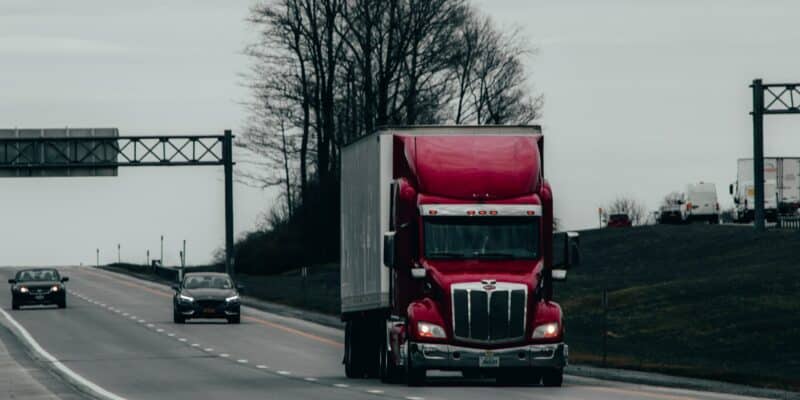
[
  {"x1": 750, "y1": 80, "x2": 800, "y2": 231},
  {"x1": 0, "y1": 129, "x2": 236, "y2": 276}
]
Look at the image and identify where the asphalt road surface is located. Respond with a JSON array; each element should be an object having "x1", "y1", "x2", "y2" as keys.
[{"x1": 0, "y1": 266, "x2": 775, "y2": 400}]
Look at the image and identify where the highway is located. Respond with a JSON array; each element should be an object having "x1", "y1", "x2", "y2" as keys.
[{"x1": 0, "y1": 266, "x2": 775, "y2": 400}]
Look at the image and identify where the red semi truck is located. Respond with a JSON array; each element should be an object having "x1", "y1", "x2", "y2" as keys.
[{"x1": 340, "y1": 125, "x2": 579, "y2": 386}]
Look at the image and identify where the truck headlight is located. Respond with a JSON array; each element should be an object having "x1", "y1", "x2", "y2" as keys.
[
  {"x1": 19, "y1": 287, "x2": 29, "y2": 293},
  {"x1": 532, "y1": 322, "x2": 560, "y2": 339},
  {"x1": 50, "y1": 285, "x2": 60, "y2": 292},
  {"x1": 178, "y1": 294, "x2": 194, "y2": 303},
  {"x1": 417, "y1": 322, "x2": 446, "y2": 338}
]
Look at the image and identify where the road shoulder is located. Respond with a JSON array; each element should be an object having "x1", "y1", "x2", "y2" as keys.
[{"x1": 0, "y1": 312, "x2": 87, "y2": 400}]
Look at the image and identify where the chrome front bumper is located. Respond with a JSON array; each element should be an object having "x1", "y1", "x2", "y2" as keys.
[{"x1": 408, "y1": 342, "x2": 567, "y2": 370}]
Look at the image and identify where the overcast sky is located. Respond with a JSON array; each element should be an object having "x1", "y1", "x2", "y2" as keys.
[{"x1": 2, "y1": 1, "x2": 800, "y2": 266}]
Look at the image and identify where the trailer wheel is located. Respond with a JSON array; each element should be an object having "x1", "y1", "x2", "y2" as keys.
[{"x1": 345, "y1": 321, "x2": 366, "y2": 378}]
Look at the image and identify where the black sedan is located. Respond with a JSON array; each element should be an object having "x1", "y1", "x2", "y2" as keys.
[
  {"x1": 9, "y1": 268, "x2": 69, "y2": 309},
  {"x1": 172, "y1": 272, "x2": 242, "y2": 324}
]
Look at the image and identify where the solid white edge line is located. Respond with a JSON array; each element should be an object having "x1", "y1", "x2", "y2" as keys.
[{"x1": 0, "y1": 308, "x2": 126, "y2": 400}]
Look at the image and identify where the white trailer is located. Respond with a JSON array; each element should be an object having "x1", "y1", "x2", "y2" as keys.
[
  {"x1": 730, "y1": 158, "x2": 800, "y2": 222},
  {"x1": 340, "y1": 132, "x2": 393, "y2": 313}
]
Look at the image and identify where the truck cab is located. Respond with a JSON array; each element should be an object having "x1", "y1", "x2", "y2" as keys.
[{"x1": 340, "y1": 126, "x2": 578, "y2": 386}]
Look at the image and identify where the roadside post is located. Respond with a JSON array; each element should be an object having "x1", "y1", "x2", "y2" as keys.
[
  {"x1": 602, "y1": 288, "x2": 608, "y2": 367},
  {"x1": 301, "y1": 267, "x2": 308, "y2": 309}
]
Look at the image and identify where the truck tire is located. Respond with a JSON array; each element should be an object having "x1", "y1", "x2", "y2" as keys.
[
  {"x1": 344, "y1": 321, "x2": 366, "y2": 378},
  {"x1": 57, "y1": 298, "x2": 66, "y2": 309},
  {"x1": 541, "y1": 367, "x2": 563, "y2": 387},
  {"x1": 379, "y1": 343, "x2": 402, "y2": 383},
  {"x1": 11, "y1": 297, "x2": 19, "y2": 310},
  {"x1": 496, "y1": 369, "x2": 540, "y2": 385},
  {"x1": 405, "y1": 343, "x2": 425, "y2": 386},
  {"x1": 227, "y1": 316, "x2": 240, "y2": 324}
]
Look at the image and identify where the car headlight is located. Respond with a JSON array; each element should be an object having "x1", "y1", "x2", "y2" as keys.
[
  {"x1": 19, "y1": 287, "x2": 29, "y2": 293},
  {"x1": 532, "y1": 322, "x2": 560, "y2": 339},
  {"x1": 50, "y1": 285, "x2": 60, "y2": 292},
  {"x1": 225, "y1": 295, "x2": 240, "y2": 303},
  {"x1": 417, "y1": 322, "x2": 447, "y2": 339},
  {"x1": 178, "y1": 294, "x2": 194, "y2": 302}
]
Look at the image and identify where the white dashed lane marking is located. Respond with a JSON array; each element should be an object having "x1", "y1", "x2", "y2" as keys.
[
  {"x1": 237, "y1": 359, "x2": 248, "y2": 364},
  {"x1": 277, "y1": 370, "x2": 291, "y2": 375},
  {"x1": 333, "y1": 383, "x2": 349, "y2": 388},
  {"x1": 219, "y1": 354, "x2": 230, "y2": 358},
  {"x1": 256, "y1": 365, "x2": 268, "y2": 369}
]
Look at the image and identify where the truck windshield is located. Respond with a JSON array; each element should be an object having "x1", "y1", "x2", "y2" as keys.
[{"x1": 424, "y1": 217, "x2": 540, "y2": 260}]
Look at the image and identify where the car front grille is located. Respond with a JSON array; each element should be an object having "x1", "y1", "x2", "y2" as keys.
[
  {"x1": 28, "y1": 287, "x2": 51, "y2": 295},
  {"x1": 451, "y1": 282, "x2": 527, "y2": 343},
  {"x1": 197, "y1": 300, "x2": 223, "y2": 309}
]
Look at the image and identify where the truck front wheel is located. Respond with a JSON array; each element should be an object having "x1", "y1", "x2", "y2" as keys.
[
  {"x1": 541, "y1": 367, "x2": 563, "y2": 387},
  {"x1": 379, "y1": 343, "x2": 402, "y2": 383},
  {"x1": 405, "y1": 344, "x2": 425, "y2": 386}
]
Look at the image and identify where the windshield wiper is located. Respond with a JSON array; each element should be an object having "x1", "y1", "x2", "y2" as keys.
[
  {"x1": 473, "y1": 252, "x2": 517, "y2": 259},
  {"x1": 427, "y1": 252, "x2": 465, "y2": 259}
]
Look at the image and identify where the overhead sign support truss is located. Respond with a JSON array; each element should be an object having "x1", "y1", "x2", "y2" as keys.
[
  {"x1": 750, "y1": 80, "x2": 800, "y2": 231},
  {"x1": 0, "y1": 129, "x2": 236, "y2": 276}
]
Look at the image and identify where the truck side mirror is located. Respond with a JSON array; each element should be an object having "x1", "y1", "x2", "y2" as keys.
[
  {"x1": 383, "y1": 231, "x2": 396, "y2": 269},
  {"x1": 171, "y1": 283, "x2": 180, "y2": 292},
  {"x1": 8, "y1": 279, "x2": 16, "y2": 284},
  {"x1": 61, "y1": 277, "x2": 69, "y2": 283}
]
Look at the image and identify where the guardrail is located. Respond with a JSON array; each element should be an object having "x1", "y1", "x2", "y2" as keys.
[{"x1": 777, "y1": 216, "x2": 800, "y2": 230}]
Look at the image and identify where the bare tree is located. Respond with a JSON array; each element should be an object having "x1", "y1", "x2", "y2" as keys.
[
  {"x1": 661, "y1": 191, "x2": 684, "y2": 207},
  {"x1": 604, "y1": 196, "x2": 647, "y2": 226},
  {"x1": 239, "y1": 0, "x2": 546, "y2": 266}
]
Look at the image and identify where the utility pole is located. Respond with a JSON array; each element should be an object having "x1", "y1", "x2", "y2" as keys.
[
  {"x1": 117, "y1": 243, "x2": 121, "y2": 264},
  {"x1": 160, "y1": 235, "x2": 164, "y2": 266},
  {"x1": 96, "y1": 248, "x2": 99, "y2": 267},
  {"x1": 751, "y1": 79, "x2": 765, "y2": 231},
  {"x1": 146, "y1": 250, "x2": 150, "y2": 267},
  {"x1": 223, "y1": 129, "x2": 235, "y2": 277}
]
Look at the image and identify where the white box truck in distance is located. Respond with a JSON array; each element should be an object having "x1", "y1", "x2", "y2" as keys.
[{"x1": 731, "y1": 158, "x2": 800, "y2": 222}]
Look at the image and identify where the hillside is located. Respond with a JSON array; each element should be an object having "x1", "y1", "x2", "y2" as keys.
[{"x1": 560, "y1": 224, "x2": 800, "y2": 390}]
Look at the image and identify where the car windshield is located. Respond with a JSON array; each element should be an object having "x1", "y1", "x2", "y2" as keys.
[
  {"x1": 610, "y1": 214, "x2": 629, "y2": 221},
  {"x1": 16, "y1": 270, "x2": 60, "y2": 282},
  {"x1": 183, "y1": 275, "x2": 233, "y2": 290},
  {"x1": 424, "y1": 217, "x2": 540, "y2": 260}
]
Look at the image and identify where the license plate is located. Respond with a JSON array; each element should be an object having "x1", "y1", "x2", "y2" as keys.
[
  {"x1": 203, "y1": 308, "x2": 215, "y2": 314},
  {"x1": 479, "y1": 351, "x2": 499, "y2": 368},
  {"x1": 35, "y1": 295, "x2": 44, "y2": 300}
]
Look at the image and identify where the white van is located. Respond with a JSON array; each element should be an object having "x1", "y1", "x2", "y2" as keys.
[{"x1": 686, "y1": 182, "x2": 719, "y2": 223}]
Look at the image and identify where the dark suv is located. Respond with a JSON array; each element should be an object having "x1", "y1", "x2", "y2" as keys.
[
  {"x1": 9, "y1": 268, "x2": 69, "y2": 309},
  {"x1": 172, "y1": 272, "x2": 243, "y2": 324}
]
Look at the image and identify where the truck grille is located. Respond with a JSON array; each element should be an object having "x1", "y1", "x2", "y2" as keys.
[{"x1": 451, "y1": 282, "x2": 527, "y2": 343}]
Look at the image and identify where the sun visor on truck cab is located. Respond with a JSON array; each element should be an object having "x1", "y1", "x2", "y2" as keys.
[{"x1": 411, "y1": 135, "x2": 541, "y2": 200}]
